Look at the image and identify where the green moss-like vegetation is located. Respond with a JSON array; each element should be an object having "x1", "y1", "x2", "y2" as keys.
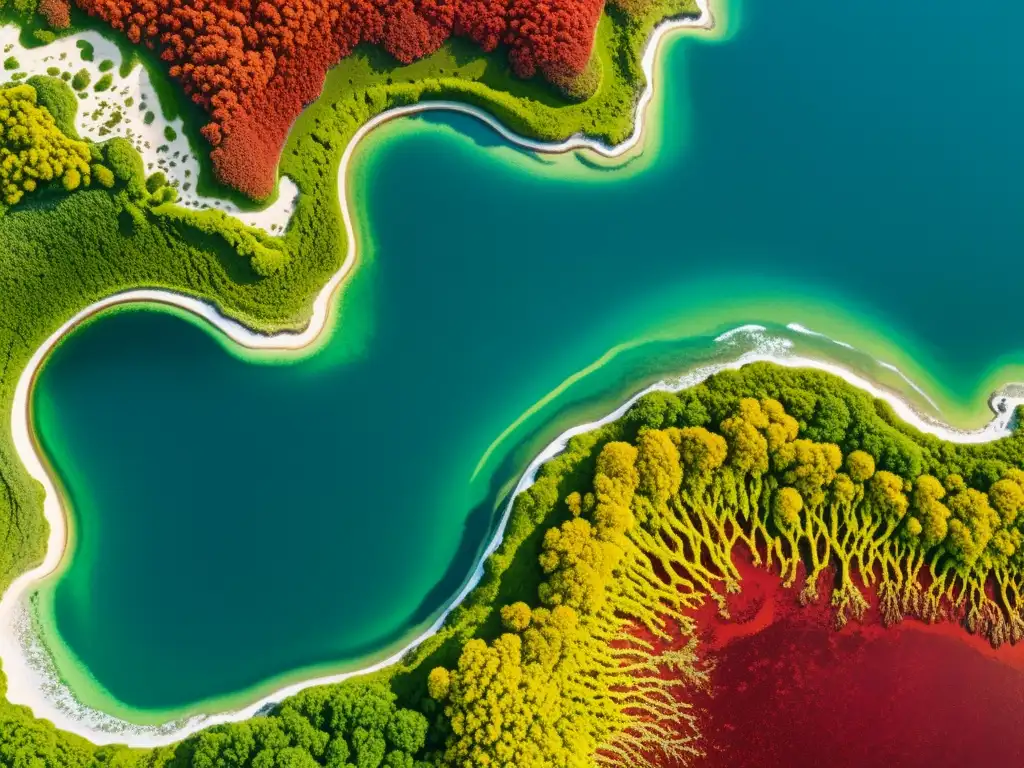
[
  {"x1": 0, "y1": 0, "x2": 38, "y2": 21},
  {"x1": 3, "y1": 56, "x2": 19, "y2": 70},
  {"x1": 91, "y1": 162, "x2": 114, "y2": 188},
  {"x1": 163, "y1": 124, "x2": 176, "y2": 141},
  {"x1": 556, "y1": 52, "x2": 604, "y2": 103},
  {"x1": 76, "y1": 39, "x2": 94, "y2": 62},
  {"x1": 70, "y1": 67, "x2": 89, "y2": 91},
  {"x1": 99, "y1": 58, "x2": 114, "y2": 72},
  {"x1": 102, "y1": 135, "x2": 144, "y2": 190},
  {"x1": 145, "y1": 170, "x2": 166, "y2": 193},
  {"x1": 94, "y1": 72, "x2": 113, "y2": 92},
  {"x1": 26, "y1": 74, "x2": 80, "y2": 138}
]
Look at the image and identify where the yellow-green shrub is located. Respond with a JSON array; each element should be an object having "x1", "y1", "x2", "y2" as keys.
[{"x1": 0, "y1": 83, "x2": 92, "y2": 207}]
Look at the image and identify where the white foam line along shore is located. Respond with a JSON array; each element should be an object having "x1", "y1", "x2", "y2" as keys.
[
  {"x1": 786, "y1": 322, "x2": 855, "y2": 350},
  {"x1": 4, "y1": 0, "x2": 1022, "y2": 747},
  {"x1": 785, "y1": 322, "x2": 940, "y2": 410}
]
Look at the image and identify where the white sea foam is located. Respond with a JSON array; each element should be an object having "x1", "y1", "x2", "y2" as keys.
[
  {"x1": 787, "y1": 321, "x2": 940, "y2": 410},
  {"x1": 6, "y1": 0, "x2": 1020, "y2": 748},
  {"x1": 877, "y1": 360, "x2": 941, "y2": 411},
  {"x1": 786, "y1": 321, "x2": 855, "y2": 349},
  {"x1": 715, "y1": 323, "x2": 767, "y2": 342}
]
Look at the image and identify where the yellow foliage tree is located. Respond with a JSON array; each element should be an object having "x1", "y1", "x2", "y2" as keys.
[
  {"x1": 635, "y1": 429, "x2": 682, "y2": 505},
  {"x1": 668, "y1": 426, "x2": 727, "y2": 487},
  {"x1": 0, "y1": 84, "x2": 92, "y2": 208},
  {"x1": 500, "y1": 601, "x2": 532, "y2": 632},
  {"x1": 846, "y1": 450, "x2": 876, "y2": 483},
  {"x1": 433, "y1": 394, "x2": 1024, "y2": 768},
  {"x1": 537, "y1": 517, "x2": 621, "y2": 614},
  {"x1": 773, "y1": 486, "x2": 803, "y2": 529}
]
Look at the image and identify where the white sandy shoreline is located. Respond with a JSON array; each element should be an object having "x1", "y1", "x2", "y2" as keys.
[
  {"x1": 3, "y1": 0, "x2": 1023, "y2": 747},
  {"x1": 10, "y1": 325, "x2": 1024, "y2": 748}
]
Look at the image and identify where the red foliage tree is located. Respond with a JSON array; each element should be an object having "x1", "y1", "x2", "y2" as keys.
[
  {"x1": 454, "y1": 0, "x2": 507, "y2": 51},
  {"x1": 505, "y1": 0, "x2": 604, "y2": 80},
  {"x1": 73, "y1": 0, "x2": 605, "y2": 198},
  {"x1": 40, "y1": 0, "x2": 72, "y2": 29}
]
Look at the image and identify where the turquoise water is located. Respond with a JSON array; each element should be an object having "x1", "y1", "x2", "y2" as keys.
[{"x1": 31, "y1": 0, "x2": 1024, "y2": 721}]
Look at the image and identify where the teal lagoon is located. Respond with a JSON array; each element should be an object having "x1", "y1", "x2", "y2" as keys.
[{"x1": 29, "y1": 0, "x2": 1024, "y2": 721}]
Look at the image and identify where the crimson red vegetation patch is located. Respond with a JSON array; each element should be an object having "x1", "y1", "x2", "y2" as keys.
[{"x1": 75, "y1": 0, "x2": 605, "y2": 198}]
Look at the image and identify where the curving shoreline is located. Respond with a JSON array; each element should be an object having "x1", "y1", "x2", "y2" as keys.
[
  {"x1": 2, "y1": 1, "x2": 718, "y2": 744},
  {"x1": 8, "y1": 336, "x2": 1024, "y2": 749},
  {"x1": 5, "y1": 0, "x2": 1024, "y2": 747},
  {"x1": 10, "y1": 319, "x2": 1024, "y2": 747}
]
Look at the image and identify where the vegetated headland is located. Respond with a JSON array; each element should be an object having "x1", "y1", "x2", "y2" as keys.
[{"x1": 11, "y1": 353, "x2": 1024, "y2": 765}]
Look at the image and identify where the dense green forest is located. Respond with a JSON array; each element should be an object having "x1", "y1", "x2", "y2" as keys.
[{"x1": 4, "y1": 364, "x2": 1024, "y2": 766}]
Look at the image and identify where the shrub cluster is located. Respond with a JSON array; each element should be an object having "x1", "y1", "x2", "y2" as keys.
[
  {"x1": 70, "y1": 68, "x2": 90, "y2": 91},
  {"x1": 73, "y1": 0, "x2": 606, "y2": 198},
  {"x1": 26, "y1": 75, "x2": 81, "y2": 138},
  {"x1": 0, "y1": 84, "x2": 93, "y2": 208}
]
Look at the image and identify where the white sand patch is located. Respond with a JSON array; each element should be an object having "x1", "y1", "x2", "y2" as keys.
[{"x1": 0, "y1": 25, "x2": 296, "y2": 233}]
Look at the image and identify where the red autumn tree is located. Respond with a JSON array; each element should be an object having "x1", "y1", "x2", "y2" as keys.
[
  {"x1": 454, "y1": 0, "x2": 507, "y2": 50},
  {"x1": 73, "y1": 0, "x2": 605, "y2": 198},
  {"x1": 40, "y1": 0, "x2": 72, "y2": 28},
  {"x1": 505, "y1": 0, "x2": 604, "y2": 80}
]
